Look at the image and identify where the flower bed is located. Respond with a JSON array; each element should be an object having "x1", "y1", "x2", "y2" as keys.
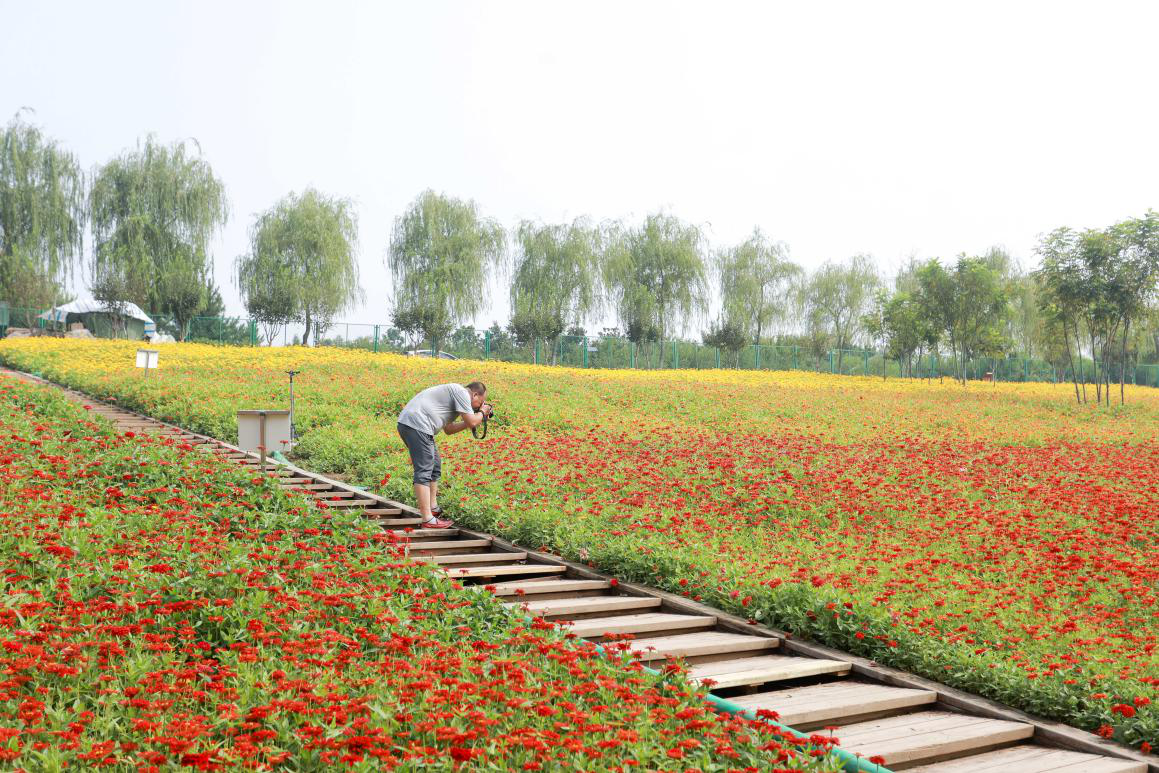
[
  {"x1": 1, "y1": 338, "x2": 1155, "y2": 751},
  {"x1": 0, "y1": 374, "x2": 835, "y2": 771}
]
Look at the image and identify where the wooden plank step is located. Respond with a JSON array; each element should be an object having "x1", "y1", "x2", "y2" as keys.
[
  {"x1": 364, "y1": 508, "x2": 404, "y2": 517},
  {"x1": 906, "y1": 745, "x2": 1146, "y2": 772},
  {"x1": 627, "y1": 631, "x2": 779, "y2": 662},
  {"x1": 279, "y1": 477, "x2": 312, "y2": 485},
  {"x1": 310, "y1": 490, "x2": 357, "y2": 499},
  {"x1": 729, "y1": 681, "x2": 935, "y2": 727},
  {"x1": 491, "y1": 579, "x2": 610, "y2": 597},
  {"x1": 506, "y1": 595, "x2": 660, "y2": 619},
  {"x1": 280, "y1": 483, "x2": 336, "y2": 491},
  {"x1": 374, "y1": 518, "x2": 425, "y2": 528},
  {"x1": 687, "y1": 654, "x2": 848, "y2": 689},
  {"x1": 316, "y1": 499, "x2": 376, "y2": 508},
  {"x1": 565, "y1": 612, "x2": 716, "y2": 639},
  {"x1": 424, "y1": 552, "x2": 528, "y2": 566},
  {"x1": 406, "y1": 539, "x2": 492, "y2": 554},
  {"x1": 389, "y1": 527, "x2": 460, "y2": 539},
  {"x1": 835, "y1": 711, "x2": 1034, "y2": 768},
  {"x1": 441, "y1": 564, "x2": 566, "y2": 579}
]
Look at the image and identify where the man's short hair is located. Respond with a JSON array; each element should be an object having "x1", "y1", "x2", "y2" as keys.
[{"x1": 465, "y1": 381, "x2": 487, "y2": 396}]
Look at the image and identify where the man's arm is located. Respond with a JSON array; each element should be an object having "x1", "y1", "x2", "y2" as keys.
[{"x1": 444, "y1": 411, "x2": 485, "y2": 435}]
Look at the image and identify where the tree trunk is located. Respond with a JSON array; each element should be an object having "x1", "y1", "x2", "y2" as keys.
[
  {"x1": 302, "y1": 309, "x2": 312, "y2": 346},
  {"x1": 1090, "y1": 330, "x2": 1101, "y2": 404},
  {"x1": 1076, "y1": 322, "x2": 1086, "y2": 403},
  {"x1": 1120, "y1": 320, "x2": 1129, "y2": 405},
  {"x1": 1062, "y1": 323, "x2": 1080, "y2": 404}
]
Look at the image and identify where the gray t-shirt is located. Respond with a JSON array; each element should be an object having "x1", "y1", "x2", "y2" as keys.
[{"x1": 397, "y1": 383, "x2": 473, "y2": 436}]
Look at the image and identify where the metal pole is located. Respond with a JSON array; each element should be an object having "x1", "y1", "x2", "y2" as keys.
[
  {"x1": 673, "y1": 340, "x2": 678, "y2": 369},
  {"x1": 793, "y1": 345, "x2": 798, "y2": 370},
  {"x1": 286, "y1": 371, "x2": 299, "y2": 442},
  {"x1": 582, "y1": 336, "x2": 588, "y2": 367},
  {"x1": 716, "y1": 347, "x2": 720, "y2": 368},
  {"x1": 755, "y1": 344, "x2": 761, "y2": 370},
  {"x1": 373, "y1": 325, "x2": 379, "y2": 353},
  {"x1": 485, "y1": 330, "x2": 491, "y2": 358},
  {"x1": 258, "y1": 411, "x2": 267, "y2": 474}
]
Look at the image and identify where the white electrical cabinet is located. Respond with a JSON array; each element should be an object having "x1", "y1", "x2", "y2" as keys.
[{"x1": 236, "y1": 410, "x2": 291, "y2": 455}]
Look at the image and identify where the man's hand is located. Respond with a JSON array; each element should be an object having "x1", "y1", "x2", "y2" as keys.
[{"x1": 481, "y1": 403, "x2": 494, "y2": 419}]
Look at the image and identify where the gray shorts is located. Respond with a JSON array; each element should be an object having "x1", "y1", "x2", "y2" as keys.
[{"x1": 398, "y1": 422, "x2": 441, "y2": 484}]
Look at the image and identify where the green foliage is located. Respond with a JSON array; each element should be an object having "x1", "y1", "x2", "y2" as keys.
[
  {"x1": 0, "y1": 112, "x2": 86, "y2": 309},
  {"x1": 864, "y1": 288, "x2": 930, "y2": 376},
  {"x1": 716, "y1": 227, "x2": 800, "y2": 344},
  {"x1": 388, "y1": 190, "x2": 505, "y2": 350},
  {"x1": 510, "y1": 218, "x2": 602, "y2": 357},
  {"x1": 603, "y1": 213, "x2": 707, "y2": 346},
  {"x1": 236, "y1": 188, "x2": 361, "y2": 346},
  {"x1": 702, "y1": 319, "x2": 747, "y2": 365},
  {"x1": 88, "y1": 136, "x2": 228, "y2": 339}
]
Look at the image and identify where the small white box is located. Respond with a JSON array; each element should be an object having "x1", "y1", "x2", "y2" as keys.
[
  {"x1": 236, "y1": 410, "x2": 291, "y2": 455},
  {"x1": 136, "y1": 349, "x2": 159, "y2": 369}
]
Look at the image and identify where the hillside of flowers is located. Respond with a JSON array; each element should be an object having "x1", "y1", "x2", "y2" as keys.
[
  {"x1": 2, "y1": 338, "x2": 1156, "y2": 752},
  {"x1": 0, "y1": 374, "x2": 837, "y2": 771}
]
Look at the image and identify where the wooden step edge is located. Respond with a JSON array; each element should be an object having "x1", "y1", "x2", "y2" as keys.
[
  {"x1": 424, "y1": 552, "x2": 528, "y2": 565},
  {"x1": 566, "y1": 613, "x2": 717, "y2": 639},
  {"x1": 491, "y1": 579, "x2": 611, "y2": 596},
  {"x1": 441, "y1": 564, "x2": 566, "y2": 578},
  {"x1": 688, "y1": 656, "x2": 848, "y2": 689}
]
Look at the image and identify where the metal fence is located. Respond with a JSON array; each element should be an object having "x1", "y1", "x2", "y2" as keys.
[{"x1": 4, "y1": 303, "x2": 1158, "y2": 388}]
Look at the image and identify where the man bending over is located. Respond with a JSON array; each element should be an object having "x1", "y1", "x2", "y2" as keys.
[{"x1": 396, "y1": 381, "x2": 492, "y2": 528}]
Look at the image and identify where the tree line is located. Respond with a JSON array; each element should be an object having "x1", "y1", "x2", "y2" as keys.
[{"x1": 3, "y1": 113, "x2": 1157, "y2": 402}]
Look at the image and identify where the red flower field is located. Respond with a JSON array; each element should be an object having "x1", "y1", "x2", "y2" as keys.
[{"x1": 0, "y1": 375, "x2": 835, "y2": 771}]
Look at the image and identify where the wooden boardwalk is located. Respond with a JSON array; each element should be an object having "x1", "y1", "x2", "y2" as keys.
[{"x1": 8, "y1": 368, "x2": 1154, "y2": 773}]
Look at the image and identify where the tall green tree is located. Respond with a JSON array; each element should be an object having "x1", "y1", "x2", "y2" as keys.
[
  {"x1": 716, "y1": 228, "x2": 800, "y2": 345},
  {"x1": 387, "y1": 190, "x2": 505, "y2": 352},
  {"x1": 948, "y1": 255, "x2": 1009, "y2": 384},
  {"x1": 864, "y1": 288, "x2": 928, "y2": 378},
  {"x1": 1035, "y1": 228, "x2": 1088, "y2": 402},
  {"x1": 89, "y1": 136, "x2": 228, "y2": 339},
  {"x1": 0, "y1": 113, "x2": 86, "y2": 318},
  {"x1": 801, "y1": 254, "x2": 878, "y2": 370},
  {"x1": 509, "y1": 218, "x2": 602, "y2": 363},
  {"x1": 1107, "y1": 211, "x2": 1159, "y2": 403},
  {"x1": 236, "y1": 188, "x2": 362, "y2": 347},
  {"x1": 914, "y1": 256, "x2": 1008, "y2": 385},
  {"x1": 603, "y1": 213, "x2": 707, "y2": 364}
]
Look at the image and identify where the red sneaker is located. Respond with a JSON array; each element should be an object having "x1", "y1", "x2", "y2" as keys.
[{"x1": 421, "y1": 517, "x2": 453, "y2": 529}]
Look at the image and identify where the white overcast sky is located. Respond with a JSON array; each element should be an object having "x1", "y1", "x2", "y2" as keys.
[{"x1": 2, "y1": 0, "x2": 1158, "y2": 332}]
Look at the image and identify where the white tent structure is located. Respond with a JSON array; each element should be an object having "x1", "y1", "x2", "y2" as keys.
[{"x1": 39, "y1": 300, "x2": 156, "y2": 339}]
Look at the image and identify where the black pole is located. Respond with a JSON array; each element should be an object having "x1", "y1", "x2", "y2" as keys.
[{"x1": 286, "y1": 370, "x2": 300, "y2": 442}]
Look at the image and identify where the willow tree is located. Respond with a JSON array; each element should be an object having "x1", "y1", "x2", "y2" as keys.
[
  {"x1": 509, "y1": 218, "x2": 602, "y2": 361},
  {"x1": 237, "y1": 189, "x2": 361, "y2": 346},
  {"x1": 0, "y1": 113, "x2": 86, "y2": 320},
  {"x1": 717, "y1": 227, "x2": 800, "y2": 345},
  {"x1": 387, "y1": 190, "x2": 505, "y2": 352},
  {"x1": 603, "y1": 213, "x2": 707, "y2": 365},
  {"x1": 801, "y1": 254, "x2": 879, "y2": 370},
  {"x1": 89, "y1": 136, "x2": 228, "y2": 339}
]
